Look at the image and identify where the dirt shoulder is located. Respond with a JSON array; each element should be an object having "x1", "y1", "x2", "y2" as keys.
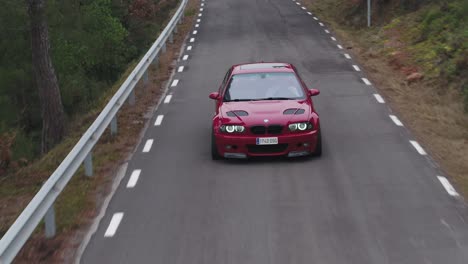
[
  {"x1": 0, "y1": 0, "x2": 199, "y2": 263},
  {"x1": 302, "y1": 0, "x2": 468, "y2": 195}
]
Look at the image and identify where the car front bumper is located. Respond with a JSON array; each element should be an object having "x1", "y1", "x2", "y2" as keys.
[{"x1": 214, "y1": 130, "x2": 319, "y2": 158}]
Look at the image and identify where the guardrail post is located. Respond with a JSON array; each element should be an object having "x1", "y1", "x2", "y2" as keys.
[
  {"x1": 169, "y1": 33, "x2": 174, "y2": 44},
  {"x1": 162, "y1": 43, "x2": 167, "y2": 53},
  {"x1": 179, "y1": 14, "x2": 183, "y2": 24},
  {"x1": 84, "y1": 152, "x2": 93, "y2": 177},
  {"x1": 174, "y1": 26, "x2": 178, "y2": 34},
  {"x1": 143, "y1": 70, "x2": 149, "y2": 86},
  {"x1": 110, "y1": 116, "x2": 118, "y2": 136},
  {"x1": 152, "y1": 55, "x2": 159, "y2": 66},
  {"x1": 128, "y1": 90, "x2": 135, "y2": 105},
  {"x1": 44, "y1": 205, "x2": 56, "y2": 238}
]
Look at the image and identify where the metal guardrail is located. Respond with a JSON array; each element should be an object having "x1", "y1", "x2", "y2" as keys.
[{"x1": 0, "y1": 0, "x2": 188, "y2": 262}]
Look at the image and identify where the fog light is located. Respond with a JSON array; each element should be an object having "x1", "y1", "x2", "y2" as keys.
[
  {"x1": 226, "y1": 145, "x2": 232, "y2": 149},
  {"x1": 303, "y1": 143, "x2": 310, "y2": 147}
]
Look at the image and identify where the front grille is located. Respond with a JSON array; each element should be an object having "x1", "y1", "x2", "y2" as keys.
[
  {"x1": 247, "y1": 144, "x2": 288, "y2": 154},
  {"x1": 267, "y1": 125, "x2": 283, "y2": 134},
  {"x1": 250, "y1": 126, "x2": 266, "y2": 135},
  {"x1": 250, "y1": 125, "x2": 283, "y2": 135}
]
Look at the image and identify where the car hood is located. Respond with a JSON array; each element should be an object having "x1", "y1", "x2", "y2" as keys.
[{"x1": 220, "y1": 100, "x2": 311, "y2": 125}]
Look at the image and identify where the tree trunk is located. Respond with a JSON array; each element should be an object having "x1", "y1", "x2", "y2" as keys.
[{"x1": 27, "y1": 0, "x2": 66, "y2": 154}]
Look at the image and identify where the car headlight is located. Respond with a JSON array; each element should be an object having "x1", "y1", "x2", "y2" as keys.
[
  {"x1": 220, "y1": 125, "x2": 245, "y2": 133},
  {"x1": 288, "y1": 122, "x2": 313, "y2": 131}
]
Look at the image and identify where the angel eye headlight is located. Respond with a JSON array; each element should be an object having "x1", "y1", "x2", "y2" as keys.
[
  {"x1": 289, "y1": 122, "x2": 313, "y2": 131},
  {"x1": 220, "y1": 125, "x2": 245, "y2": 133}
]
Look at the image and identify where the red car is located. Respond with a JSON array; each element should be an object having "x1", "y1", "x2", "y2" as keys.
[{"x1": 209, "y1": 62, "x2": 322, "y2": 160}]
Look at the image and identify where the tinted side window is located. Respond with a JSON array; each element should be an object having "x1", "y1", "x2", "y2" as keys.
[{"x1": 219, "y1": 68, "x2": 232, "y2": 93}]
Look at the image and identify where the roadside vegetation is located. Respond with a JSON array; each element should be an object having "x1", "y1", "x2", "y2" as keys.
[{"x1": 303, "y1": 0, "x2": 468, "y2": 193}]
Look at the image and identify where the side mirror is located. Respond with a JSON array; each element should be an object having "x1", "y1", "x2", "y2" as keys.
[
  {"x1": 209, "y1": 92, "x2": 220, "y2": 100},
  {"x1": 308, "y1": 89, "x2": 320, "y2": 96}
]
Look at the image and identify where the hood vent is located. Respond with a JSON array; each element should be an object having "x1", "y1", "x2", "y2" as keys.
[
  {"x1": 226, "y1": 110, "x2": 249, "y2": 117},
  {"x1": 283, "y1": 108, "x2": 305, "y2": 115}
]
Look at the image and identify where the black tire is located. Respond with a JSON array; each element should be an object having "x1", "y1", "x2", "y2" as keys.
[
  {"x1": 311, "y1": 129, "x2": 322, "y2": 157},
  {"x1": 211, "y1": 131, "x2": 222, "y2": 160}
]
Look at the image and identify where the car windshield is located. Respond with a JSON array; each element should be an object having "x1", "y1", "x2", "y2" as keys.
[{"x1": 223, "y1": 72, "x2": 306, "y2": 102}]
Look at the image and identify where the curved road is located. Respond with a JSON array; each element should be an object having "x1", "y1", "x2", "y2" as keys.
[{"x1": 81, "y1": 0, "x2": 468, "y2": 263}]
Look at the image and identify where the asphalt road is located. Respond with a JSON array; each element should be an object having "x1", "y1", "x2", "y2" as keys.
[{"x1": 81, "y1": 0, "x2": 468, "y2": 263}]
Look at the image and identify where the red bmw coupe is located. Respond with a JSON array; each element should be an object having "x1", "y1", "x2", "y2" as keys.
[{"x1": 209, "y1": 62, "x2": 321, "y2": 160}]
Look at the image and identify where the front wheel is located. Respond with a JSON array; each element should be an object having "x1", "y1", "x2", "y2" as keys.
[
  {"x1": 211, "y1": 131, "x2": 222, "y2": 160},
  {"x1": 311, "y1": 129, "x2": 322, "y2": 157}
]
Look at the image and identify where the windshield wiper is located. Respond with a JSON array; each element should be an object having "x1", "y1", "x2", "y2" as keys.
[
  {"x1": 224, "y1": 98, "x2": 255, "y2": 102},
  {"x1": 253, "y1": 97, "x2": 294, "y2": 101}
]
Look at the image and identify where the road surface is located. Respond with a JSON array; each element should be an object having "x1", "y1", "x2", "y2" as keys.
[{"x1": 81, "y1": 0, "x2": 468, "y2": 263}]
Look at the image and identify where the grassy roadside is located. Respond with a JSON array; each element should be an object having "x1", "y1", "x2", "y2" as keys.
[
  {"x1": 302, "y1": 0, "x2": 468, "y2": 195},
  {"x1": 0, "y1": 0, "x2": 199, "y2": 262}
]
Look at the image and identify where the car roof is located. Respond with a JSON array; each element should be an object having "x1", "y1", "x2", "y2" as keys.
[{"x1": 231, "y1": 62, "x2": 295, "y2": 75}]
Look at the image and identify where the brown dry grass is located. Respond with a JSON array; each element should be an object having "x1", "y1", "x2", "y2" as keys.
[
  {"x1": 302, "y1": 0, "x2": 468, "y2": 195},
  {"x1": 0, "y1": 0, "x2": 199, "y2": 263}
]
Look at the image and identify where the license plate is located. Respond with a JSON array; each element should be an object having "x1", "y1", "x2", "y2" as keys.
[{"x1": 256, "y1": 137, "x2": 278, "y2": 145}]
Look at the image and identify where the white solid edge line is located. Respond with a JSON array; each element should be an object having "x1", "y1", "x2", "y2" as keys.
[
  {"x1": 389, "y1": 115, "x2": 403, "y2": 126},
  {"x1": 183, "y1": 55, "x2": 189, "y2": 60},
  {"x1": 410, "y1": 140, "x2": 427, "y2": 155},
  {"x1": 190, "y1": 38, "x2": 195, "y2": 42},
  {"x1": 187, "y1": 46, "x2": 192, "y2": 51},
  {"x1": 331, "y1": 37, "x2": 336, "y2": 41},
  {"x1": 362, "y1": 77, "x2": 371, "y2": 85},
  {"x1": 171, "y1": 79, "x2": 179, "y2": 87},
  {"x1": 344, "y1": 53, "x2": 351, "y2": 59},
  {"x1": 373, "y1": 94, "x2": 385, "y2": 103},
  {"x1": 177, "y1": 66, "x2": 184, "y2": 72},
  {"x1": 437, "y1": 176, "x2": 459, "y2": 196},
  {"x1": 104, "y1": 213, "x2": 124, "y2": 237},
  {"x1": 352, "y1": 65, "x2": 361, "y2": 71},
  {"x1": 307, "y1": 12, "x2": 312, "y2": 15},
  {"x1": 193, "y1": 30, "x2": 198, "y2": 34},
  {"x1": 126, "y1": 170, "x2": 141, "y2": 188},
  {"x1": 337, "y1": 44, "x2": 343, "y2": 49},
  {"x1": 154, "y1": 115, "x2": 164, "y2": 126},
  {"x1": 164, "y1": 94, "x2": 173, "y2": 104},
  {"x1": 142, "y1": 139, "x2": 154, "y2": 153}
]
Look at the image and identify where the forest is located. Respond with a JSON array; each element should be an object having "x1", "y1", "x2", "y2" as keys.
[{"x1": 0, "y1": 0, "x2": 178, "y2": 174}]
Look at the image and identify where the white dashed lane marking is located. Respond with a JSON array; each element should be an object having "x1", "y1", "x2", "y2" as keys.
[
  {"x1": 198, "y1": 13, "x2": 202, "y2": 17},
  {"x1": 201, "y1": 3, "x2": 204, "y2": 6},
  {"x1": 374, "y1": 94, "x2": 385, "y2": 103},
  {"x1": 352, "y1": 65, "x2": 361, "y2": 71},
  {"x1": 104, "y1": 213, "x2": 124, "y2": 237},
  {"x1": 164, "y1": 94, "x2": 173, "y2": 104},
  {"x1": 183, "y1": 55, "x2": 189, "y2": 60},
  {"x1": 331, "y1": 37, "x2": 336, "y2": 41},
  {"x1": 126, "y1": 170, "x2": 141, "y2": 188},
  {"x1": 307, "y1": 12, "x2": 312, "y2": 15},
  {"x1": 437, "y1": 176, "x2": 459, "y2": 196},
  {"x1": 296, "y1": 2, "x2": 300, "y2": 5},
  {"x1": 142, "y1": 139, "x2": 154, "y2": 153},
  {"x1": 190, "y1": 38, "x2": 195, "y2": 43},
  {"x1": 344, "y1": 53, "x2": 351, "y2": 59},
  {"x1": 154, "y1": 115, "x2": 164, "y2": 126},
  {"x1": 410, "y1": 140, "x2": 427, "y2": 155},
  {"x1": 389, "y1": 115, "x2": 403, "y2": 126},
  {"x1": 195, "y1": 24, "x2": 199, "y2": 28},
  {"x1": 178, "y1": 66, "x2": 184, "y2": 72},
  {"x1": 187, "y1": 46, "x2": 192, "y2": 51},
  {"x1": 200, "y1": 8, "x2": 203, "y2": 11},
  {"x1": 362, "y1": 77, "x2": 371, "y2": 85},
  {"x1": 337, "y1": 44, "x2": 343, "y2": 49},
  {"x1": 325, "y1": 29, "x2": 330, "y2": 34},
  {"x1": 313, "y1": 17, "x2": 318, "y2": 20},
  {"x1": 301, "y1": 6, "x2": 306, "y2": 10},
  {"x1": 197, "y1": 19, "x2": 201, "y2": 22},
  {"x1": 193, "y1": 30, "x2": 198, "y2": 34},
  {"x1": 319, "y1": 22, "x2": 324, "y2": 27},
  {"x1": 171, "y1": 79, "x2": 179, "y2": 87}
]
